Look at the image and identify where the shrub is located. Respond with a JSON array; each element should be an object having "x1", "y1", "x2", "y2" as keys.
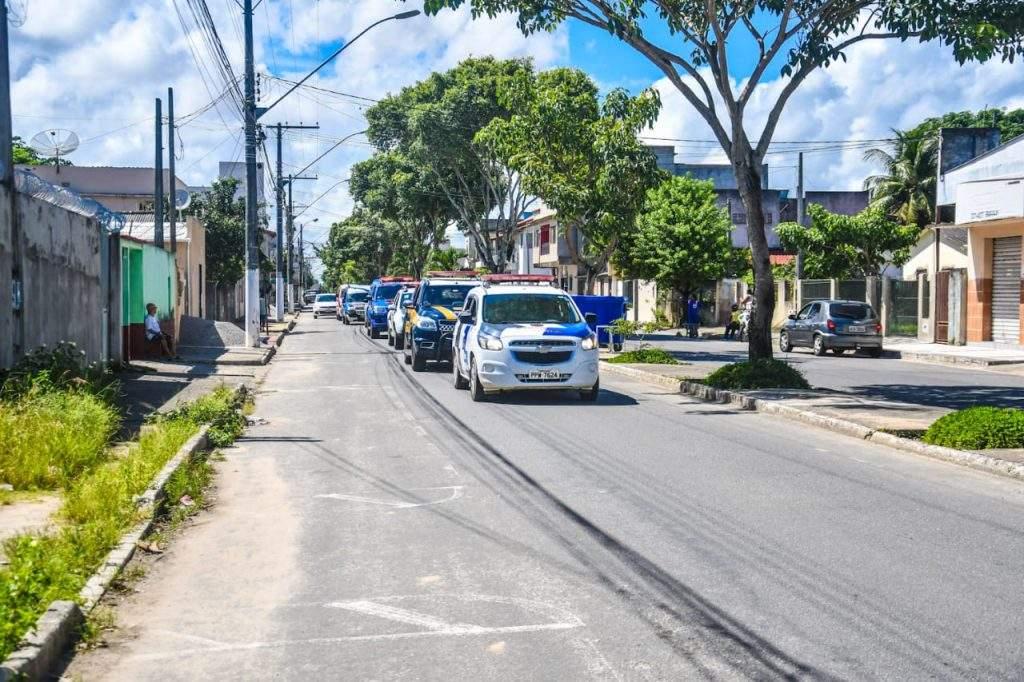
[
  {"x1": 0, "y1": 342, "x2": 116, "y2": 402},
  {"x1": 0, "y1": 387, "x2": 119, "y2": 490},
  {"x1": 704, "y1": 359, "x2": 810, "y2": 390},
  {"x1": 923, "y1": 407, "x2": 1024, "y2": 450},
  {"x1": 161, "y1": 385, "x2": 248, "y2": 447},
  {"x1": 606, "y1": 348, "x2": 680, "y2": 365}
]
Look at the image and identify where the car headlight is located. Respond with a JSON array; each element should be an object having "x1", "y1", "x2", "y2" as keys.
[
  {"x1": 581, "y1": 333, "x2": 598, "y2": 350},
  {"x1": 416, "y1": 317, "x2": 437, "y2": 331},
  {"x1": 478, "y1": 333, "x2": 503, "y2": 351}
]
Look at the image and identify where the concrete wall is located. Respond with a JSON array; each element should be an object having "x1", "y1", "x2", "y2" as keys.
[
  {"x1": 5, "y1": 189, "x2": 116, "y2": 366},
  {"x1": 674, "y1": 163, "x2": 770, "y2": 190},
  {"x1": 938, "y1": 135, "x2": 1024, "y2": 206},
  {"x1": 175, "y1": 216, "x2": 206, "y2": 318},
  {"x1": 0, "y1": 185, "x2": 13, "y2": 368}
]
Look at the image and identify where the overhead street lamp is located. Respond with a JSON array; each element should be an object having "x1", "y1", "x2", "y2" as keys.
[{"x1": 241, "y1": 5, "x2": 420, "y2": 347}]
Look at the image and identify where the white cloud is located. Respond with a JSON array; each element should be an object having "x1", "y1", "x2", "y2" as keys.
[{"x1": 647, "y1": 37, "x2": 1024, "y2": 193}]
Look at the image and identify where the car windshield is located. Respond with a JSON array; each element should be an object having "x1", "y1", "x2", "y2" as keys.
[
  {"x1": 482, "y1": 294, "x2": 580, "y2": 324},
  {"x1": 422, "y1": 285, "x2": 475, "y2": 310},
  {"x1": 374, "y1": 283, "x2": 404, "y2": 301},
  {"x1": 346, "y1": 291, "x2": 368, "y2": 302},
  {"x1": 396, "y1": 291, "x2": 414, "y2": 305},
  {"x1": 830, "y1": 302, "x2": 873, "y2": 320}
]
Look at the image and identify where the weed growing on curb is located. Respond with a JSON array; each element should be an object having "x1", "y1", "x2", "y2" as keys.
[
  {"x1": 606, "y1": 348, "x2": 681, "y2": 365},
  {"x1": 704, "y1": 359, "x2": 810, "y2": 390},
  {"x1": 78, "y1": 606, "x2": 116, "y2": 650}
]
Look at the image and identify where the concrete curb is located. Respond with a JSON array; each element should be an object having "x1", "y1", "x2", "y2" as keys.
[
  {"x1": 0, "y1": 425, "x2": 211, "y2": 681},
  {"x1": 599, "y1": 362, "x2": 685, "y2": 391},
  {"x1": 600, "y1": 360, "x2": 1024, "y2": 483},
  {"x1": 890, "y1": 349, "x2": 1024, "y2": 368}
]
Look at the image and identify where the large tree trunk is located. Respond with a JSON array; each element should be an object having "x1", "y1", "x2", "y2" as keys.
[{"x1": 733, "y1": 153, "x2": 776, "y2": 361}]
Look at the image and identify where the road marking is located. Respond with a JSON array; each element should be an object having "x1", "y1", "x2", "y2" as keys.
[
  {"x1": 125, "y1": 594, "x2": 584, "y2": 661},
  {"x1": 327, "y1": 600, "x2": 482, "y2": 633},
  {"x1": 314, "y1": 486, "x2": 463, "y2": 509}
]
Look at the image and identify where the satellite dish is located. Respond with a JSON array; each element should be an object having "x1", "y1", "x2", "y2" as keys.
[
  {"x1": 29, "y1": 129, "x2": 79, "y2": 169},
  {"x1": 174, "y1": 189, "x2": 192, "y2": 210}
]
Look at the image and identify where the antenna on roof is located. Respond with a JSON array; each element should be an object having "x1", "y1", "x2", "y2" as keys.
[{"x1": 29, "y1": 129, "x2": 79, "y2": 173}]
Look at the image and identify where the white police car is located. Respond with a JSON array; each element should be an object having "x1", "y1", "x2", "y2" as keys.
[{"x1": 451, "y1": 275, "x2": 600, "y2": 402}]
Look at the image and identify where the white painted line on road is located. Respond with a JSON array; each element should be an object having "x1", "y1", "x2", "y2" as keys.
[
  {"x1": 314, "y1": 485, "x2": 464, "y2": 509},
  {"x1": 327, "y1": 600, "x2": 483, "y2": 633}
]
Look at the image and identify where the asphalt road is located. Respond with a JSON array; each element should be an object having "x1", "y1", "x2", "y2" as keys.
[
  {"x1": 640, "y1": 335, "x2": 1024, "y2": 410},
  {"x1": 68, "y1": 315, "x2": 1024, "y2": 680}
]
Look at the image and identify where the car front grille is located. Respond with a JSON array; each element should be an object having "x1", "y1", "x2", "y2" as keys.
[
  {"x1": 509, "y1": 339, "x2": 575, "y2": 347},
  {"x1": 439, "y1": 321, "x2": 455, "y2": 333},
  {"x1": 512, "y1": 350, "x2": 573, "y2": 365},
  {"x1": 515, "y1": 373, "x2": 572, "y2": 383}
]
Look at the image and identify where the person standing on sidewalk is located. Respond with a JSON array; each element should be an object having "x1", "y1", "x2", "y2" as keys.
[{"x1": 685, "y1": 293, "x2": 701, "y2": 338}]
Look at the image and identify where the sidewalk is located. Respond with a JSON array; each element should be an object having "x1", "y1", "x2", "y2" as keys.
[{"x1": 883, "y1": 338, "x2": 1024, "y2": 367}]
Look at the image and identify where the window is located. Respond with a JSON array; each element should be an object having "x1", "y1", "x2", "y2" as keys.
[
  {"x1": 346, "y1": 290, "x2": 368, "y2": 302},
  {"x1": 796, "y1": 303, "x2": 815, "y2": 320},
  {"x1": 422, "y1": 284, "x2": 476, "y2": 309},
  {"x1": 732, "y1": 211, "x2": 747, "y2": 224},
  {"x1": 316, "y1": 293, "x2": 336, "y2": 302},
  {"x1": 829, "y1": 302, "x2": 873, "y2": 320},
  {"x1": 921, "y1": 273, "x2": 930, "y2": 319},
  {"x1": 763, "y1": 212, "x2": 774, "y2": 225},
  {"x1": 539, "y1": 225, "x2": 551, "y2": 255},
  {"x1": 482, "y1": 294, "x2": 580, "y2": 324}
]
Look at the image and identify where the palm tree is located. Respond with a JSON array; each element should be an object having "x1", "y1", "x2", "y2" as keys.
[{"x1": 863, "y1": 131, "x2": 937, "y2": 228}]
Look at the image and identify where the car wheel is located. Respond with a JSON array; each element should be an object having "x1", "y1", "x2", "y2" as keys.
[
  {"x1": 580, "y1": 378, "x2": 600, "y2": 402},
  {"x1": 453, "y1": 356, "x2": 469, "y2": 390},
  {"x1": 387, "y1": 328, "x2": 395, "y2": 346},
  {"x1": 403, "y1": 345, "x2": 412, "y2": 365},
  {"x1": 411, "y1": 344, "x2": 426, "y2": 372},
  {"x1": 394, "y1": 333, "x2": 405, "y2": 351},
  {"x1": 342, "y1": 315, "x2": 349, "y2": 325},
  {"x1": 779, "y1": 331, "x2": 793, "y2": 353},
  {"x1": 832, "y1": 348, "x2": 846, "y2": 356},
  {"x1": 612, "y1": 342, "x2": 623, "y2": 352},
  {"x1": 469, "y1": 358, "x2": 487, "y2": 402},
  {"x1": 812, "y1": 335, "x2": 826, "y2": 356}
]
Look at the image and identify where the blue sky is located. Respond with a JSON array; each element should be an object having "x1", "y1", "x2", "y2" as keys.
[{"x1": 8, "y1": 0, "x2": 1024, "y2": 254}]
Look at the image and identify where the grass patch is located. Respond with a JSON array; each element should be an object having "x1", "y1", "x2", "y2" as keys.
[
  {"x1": 877, "y1": 428, "x2": 926, "y2": 441},
  {"x1": 607, "y1": 348, "x2": 681, "y2": 365},
  {"x1": 0, "y1": 384, "x2": 247, "y2": 660},
  {"x1": 704, "y1": 359, "x2": 810, "y2": 390},
  {"x1": 0, "y1": 386, "x2": 119, "y2": 490},
  {"x1": 923, "y1": 407, "x2": 1024, "y2": 450}
]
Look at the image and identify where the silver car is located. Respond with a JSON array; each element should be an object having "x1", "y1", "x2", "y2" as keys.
[{"x1": 779, "y1": 300, "x2": 883, "y2": 357}]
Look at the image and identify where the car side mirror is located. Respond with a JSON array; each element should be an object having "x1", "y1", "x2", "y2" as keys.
[
  {"x1": 405, "y1": 302, "x2": 415, "y2": 310},
  {"x1": 388, "y1": 304, "x2": 396, "y2": 311},
  {"x1": 788, "y1": 314, "x2": 796, "y2": 320},
  {"x1": 458, "y1": 311, "x2": 474, "y2": 324},
  {"x1": 584, "y1": 312, "x2": 598, "y2": 327}
]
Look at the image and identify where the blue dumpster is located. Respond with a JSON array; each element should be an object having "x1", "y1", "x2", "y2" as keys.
[{"x1": 573, "y1": 295, "x2": 626, "y2": 349}]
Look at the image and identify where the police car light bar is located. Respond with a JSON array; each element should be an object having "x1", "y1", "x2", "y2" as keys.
[
  {"x1": 379, "y1": 276, "x2": 416, "y2": 283},
  {"x1": 424, "y1": 270, "x2": 479, "y2": 278},
  {"x1": 481, "y1": 274, "x2": 555, "y2": 286}
]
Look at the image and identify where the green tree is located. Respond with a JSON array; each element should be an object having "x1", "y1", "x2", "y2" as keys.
[
  {"x1": 863, "y1": 131, "x2": 938, "y2": 228},
  {"x1": 615, "y1": 176, "x2": 734, "y2": 305},
  {"x1": 349, "y1": 151, "x2": 452, "y2": 278},
  {"x1": 425, "y1": 246, "x2": 466, "y2": 272},
  {"x1": 365, "y1": 57, "x2": 535, "y2": 272},
  {"x1": 184, "y1": 178, "x2": 245, "y2": 285},
  {"x1": 12, "y1": 136, "x2": 70, "y2": 166},
  {"x1": 421, "y1": 0, "x2": 1024, "y2": 360},
  {"x1": 907, "y1": 107, "x2": 1024, "y2": 143},
  {"x1": 318, "y1": 210, "x2": 401, "y2": 288},
  {"x1": 776, "y1": 204, "x2": 920, "y2": 279},
  {"x1": 480, "y1": 67, "x2": 662, "y2": 291}
]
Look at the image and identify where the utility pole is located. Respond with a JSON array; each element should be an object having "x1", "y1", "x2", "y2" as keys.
[
  {"x1": 0, "y1": 0, "x2": 11, "y2": 187},
  {"x1": 272, "y1": 123, "x2": 318, "y2": 320},
  {"x1": 154, "y1": 98, "x2": 164, "y2": 248},
  {"x1": 795, "y1": 151, "x2": 805, "y2": 279},
  {"x1": 167, "y1": 87, "x2": 177, "y2": 253},
  {"x1": 242, "y1": 0, "x2": 260, "y2": 347},
  {"x1": 284, "y1": 174, "x2": 316, "y2": 311}
]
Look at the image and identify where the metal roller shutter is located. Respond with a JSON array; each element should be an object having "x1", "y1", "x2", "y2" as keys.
[{"x1": 991, "y1": 236, "x2": 1021, "y2": 343}]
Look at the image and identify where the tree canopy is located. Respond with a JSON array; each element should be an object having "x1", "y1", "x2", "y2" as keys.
[
  {"x1": 184, "y1": 177, "x2": 245, "y2": 286},
  {"x1": 776, "y1": 204, "x2": 919, "y2": 279},
  {"x1": 421, "y1": 0, "x2": 1024, "y2": 360},
  {"x1": 863, "y1": 131, "x2": 937, "y2": 228},
  {"x1": 614, "y1": 175, "x2": 734, "y2": 299},
  {"x1": 318, "y1": 210, "x2": 402, "y2": 289},
  {"x1": 364, "y1": 56, "x2": 535, "y2": 273},
  {"x1": 480, "y1": 66, "x2": 663, "y2": 291}
]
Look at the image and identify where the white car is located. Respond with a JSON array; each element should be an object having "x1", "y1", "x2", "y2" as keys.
[
  {"x1": 312, "y1": 293, "x2": 337, "y2": 319},
  {"x1": 386, "y1": 288, "x2": 416, "y2": 350},
  {"x1": 451, "y1": 275, "x2": 600, "y2": 402}
]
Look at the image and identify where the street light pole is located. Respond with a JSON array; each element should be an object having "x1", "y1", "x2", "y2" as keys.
[
  {"x1": 242, "y1": 0, "x2": 260, "y2": 347},
  {"x1": 244, "y1": 7, "x2": 418, "y2": 329}
]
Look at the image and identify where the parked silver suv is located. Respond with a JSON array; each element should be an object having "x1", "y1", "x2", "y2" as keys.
[{"x1": 779, "y1": 300, "x2": 883, "y2": 357}]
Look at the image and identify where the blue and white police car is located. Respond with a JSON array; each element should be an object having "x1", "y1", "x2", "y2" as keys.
[{"x1": 451, "y1": 275, "x2": 600, "y2": 402}]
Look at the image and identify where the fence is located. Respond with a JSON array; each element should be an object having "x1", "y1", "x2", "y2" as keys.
[
  {"x1": 800, "y1": 279, "x2": 831, "y2": 303},
  {"x1": 887, "y1": 279, "x2": 919, "y2": 337}
]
